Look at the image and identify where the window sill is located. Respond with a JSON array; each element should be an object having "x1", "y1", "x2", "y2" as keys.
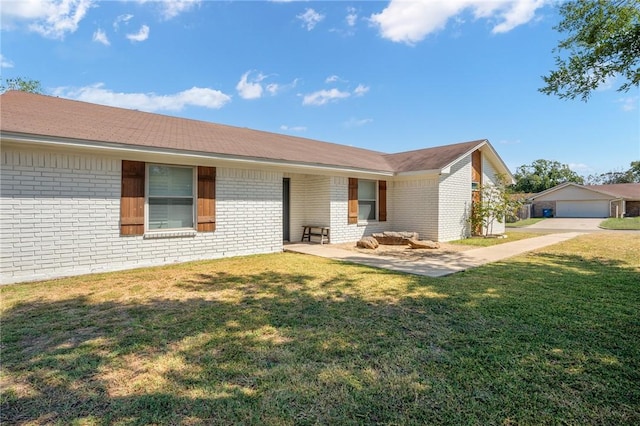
[
  {"x1": 357, "y1": 220, "x2": 378, "y2": 226},
  {"x1": 144, "y1": 230, "x2": 197, "y2": 239}
]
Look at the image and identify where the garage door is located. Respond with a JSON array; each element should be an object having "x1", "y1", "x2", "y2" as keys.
[{"x1": 556, "y1": 201, "x2": 609, "y2": 218}]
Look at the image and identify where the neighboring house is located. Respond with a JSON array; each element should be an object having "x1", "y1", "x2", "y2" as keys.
[
  {"x1": 1, "y1": 91, "x2": 513, "y2": 284},
  {"x1": 528, "y1": 182, "x2": 640, "y2": 218}
]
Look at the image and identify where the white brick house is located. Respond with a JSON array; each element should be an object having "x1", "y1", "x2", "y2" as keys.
[{"x1": 1, "y1": 91, "x2": 513, "y2": 284}]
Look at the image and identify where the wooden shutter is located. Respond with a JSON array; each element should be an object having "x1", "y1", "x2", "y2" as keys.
[
  {"x1": 348, "y1": 177, "x2": 358, "y2": 224},
  {"x1": 378, "y1": 180, "x2": 387, "y2": 222},
  {"x1": 472, "y1": 149, "x2": 482, "y2": 184},
  {"x1": 120, "y1": 160, "x2": 145, "y2": 236},
  {"x1": 197, "y1": 166, "x2": 216, "y2": 232}
]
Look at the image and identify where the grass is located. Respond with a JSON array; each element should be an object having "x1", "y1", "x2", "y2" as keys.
[
  {"x1": 2, "y1": 233, "x2": 639, "y2": 425},
  {"x1": 450, "y1": 231, "x2": 543, "y2": 247},
  {"x1": 600, "y1": 216, "x2": 640, "y2": 230},
  {"x1": 506, "y1": 218, "x2": 545, "y2": 227}
]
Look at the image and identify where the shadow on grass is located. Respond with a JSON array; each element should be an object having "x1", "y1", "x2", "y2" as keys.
[{"x1": 2, "y1": 254, "x2": 639, "y2": 425}]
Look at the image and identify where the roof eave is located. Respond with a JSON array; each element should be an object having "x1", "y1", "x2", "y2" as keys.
[{"x1": 0, "y1": 131, "x2": 396, "y2": 177}]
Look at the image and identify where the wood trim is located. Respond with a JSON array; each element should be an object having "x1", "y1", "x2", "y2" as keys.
[
  {"x1": 472, "y1": 149, "x2": 482, "y2": 184},
  {"x1": 348, "y1": 177, "x2": 358, "y2": 224},
  {"x1": 197, "y1": 166, "x2": 216, "y2": 232},
  {"x1": 378, "y1": 180, "x2": 387, "y2": 222},
  {"x1": 120, "y1": 160, "x2": 145, "y2": 236}
]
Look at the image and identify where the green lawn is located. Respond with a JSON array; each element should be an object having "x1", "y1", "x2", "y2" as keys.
[
  {"x1": 600, "y1": 216, "x2": 640, "y2": 230},
  {"x1": 506, "y1": 218, "x2": 545, "y2": 227},
  {"x1": 2, "y1": 234, "x2": 639, "y2": 425},
  {"x1": 450, "y1": 231, "x2": 543, "y2": 247}
]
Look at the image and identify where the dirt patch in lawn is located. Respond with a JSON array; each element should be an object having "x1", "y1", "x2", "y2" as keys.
[{"x1": 333, "y1": 241, "x2": 474, "y2": 261}]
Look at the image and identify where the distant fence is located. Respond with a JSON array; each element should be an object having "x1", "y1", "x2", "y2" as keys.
[{"x1": 514, "y1": 204, "x2": 531, "y2": 221}]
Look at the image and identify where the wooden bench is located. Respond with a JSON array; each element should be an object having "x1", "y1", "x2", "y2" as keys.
[{"x1": 301, "y1": 225, "x2": 330, "y2": 244}]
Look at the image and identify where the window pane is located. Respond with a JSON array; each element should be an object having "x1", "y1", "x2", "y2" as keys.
[
  {"x1": 358, "y1": 180, "x2": 376, "y2": 200},
  {"x1": 358, "y1": 201, "x2": 376, "y2": 221},
  {"x1": 149, "y1": 166, "x2": 193, "y2": 196},
  {"x1": 148, "y1": 198, "x2": 194, "y2": 229}
]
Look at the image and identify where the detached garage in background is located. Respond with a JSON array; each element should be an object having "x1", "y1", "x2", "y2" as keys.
[{"x1": 529, "y1": 183, "x2": 640, "y2": 218}]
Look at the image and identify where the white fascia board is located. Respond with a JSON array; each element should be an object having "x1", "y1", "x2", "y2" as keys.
[
  {"x1": 1, "y1": 132, "x2": 395, "y2": 177},
  {"x1": 395, "y1": 168, "x2": 443, "y2": 178}
]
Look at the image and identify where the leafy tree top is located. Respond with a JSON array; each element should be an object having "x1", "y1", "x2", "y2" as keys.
[
  {"x1": 0, "y1": 77, "x2": 43, "y2": 94},
  {"x1": 513, "y1": 159, "x2": 584, "y2": 193},
  {"x1": 540, "y1": 0, "x2": 640, "y2": 101}
]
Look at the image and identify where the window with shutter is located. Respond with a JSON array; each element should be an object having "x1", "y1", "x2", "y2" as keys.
[
  {"x1": 348, "y1": 178, "x2": 387, "y2": 223},
  {"x1": 120, "y1": 161, "x2": 216, "y2": 235}
]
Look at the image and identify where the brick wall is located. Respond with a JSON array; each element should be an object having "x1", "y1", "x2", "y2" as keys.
[
  {"x1": 438, "y1": 156, "x2": 472, "y2": 241},
  {"x1": 391, "y1": 177, "x2": 439, "y2": 241},
  {"x1": 1, "y1": 148, "x2": 282, "y2": 284},
  {"x1": 531, "y1": 201, "x2": 556, "y2": 218}
]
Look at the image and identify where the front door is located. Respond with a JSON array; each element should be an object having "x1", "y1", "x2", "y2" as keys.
[{"x1": 283, "y1": 178, "x2": 290, "y2": 241}]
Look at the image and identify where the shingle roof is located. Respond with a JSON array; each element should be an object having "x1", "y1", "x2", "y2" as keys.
[
  {"x1": 1, "y1": 90, "x2": 488, "y2": 175},
  {"x1": 587, "y1": 184, "x2": 640, "y2": 200},
  {"x1": 384, "y1": 140, "x2": 486, "y2": 173}
]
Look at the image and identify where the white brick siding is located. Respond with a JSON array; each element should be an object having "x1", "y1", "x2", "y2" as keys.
[
  {"x1": 438, "y1": 157, "x2": 472, "y2": 242},
  {"x1": 390, "y1": 177, "x2": 439, "y2": 241},
  {"x1": 1, "y1": 148, "x2": 282, "y2": 284},
  {"x1": 285, "y1": 174, "x2": 331, "y2": 242}
]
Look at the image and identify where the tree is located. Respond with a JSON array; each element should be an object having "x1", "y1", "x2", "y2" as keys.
[
  {"x1": 586, "y1": 160, "x2": 640, "y2": 183},
  {"x1": 0, "y1": 77, "x2": 43, "y2": 94},
  {"x1": 540, "y1": 0, "x2": 640, "y2": 101},
  {"x1": 513, "y1": 159, "x2": 584, "y2": 193},
  {"x1": 469, "y1": 174, "x2": 522, "y2": 237}
]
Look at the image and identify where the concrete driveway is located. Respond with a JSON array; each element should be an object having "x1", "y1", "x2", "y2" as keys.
[{"x1": 524, "y1": 218, "x2": 605, "y2": 232}]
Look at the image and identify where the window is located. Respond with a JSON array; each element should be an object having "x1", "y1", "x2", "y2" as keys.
[
  {"x1": 358, "y1": 180, "x2": 377, "y2": 221},
  {"x1": 120, "y1": 161, "x2": 216, "y2": 236},
  {"x1": 147, "y1": 165, "x2": 195, "y2": 230},
  {"x1": 348, "y1": 178, "x2": 386, "y2": 224}
]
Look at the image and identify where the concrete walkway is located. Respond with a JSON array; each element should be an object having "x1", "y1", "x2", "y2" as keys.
[{"x1": 285, "y1": 232, "x2": 584, "y2": 277}]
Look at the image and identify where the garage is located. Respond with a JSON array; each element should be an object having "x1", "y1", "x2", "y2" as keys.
[
  {"x1": 530, "y1": 183, "x2": 640, "y2": 219},
  {"x1": 556, "y1": 200, "x2": 609, "y2": 218}
]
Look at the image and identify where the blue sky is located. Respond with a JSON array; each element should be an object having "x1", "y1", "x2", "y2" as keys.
[{"x1": 1, "y1": 0, "x2": 638, "y2": 177}]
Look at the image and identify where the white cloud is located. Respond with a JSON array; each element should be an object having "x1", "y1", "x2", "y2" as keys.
[
  {"x1": 303, "y1": 88, "x2": 350, "y2": 106},
  {"x1": 113, "y1": 14, "x2": 133, "y2": 31},
  {"x1": 297, "y1": 8, "x2": 324, "y2": 31},
  {"x1": 52, "y1": 83, "x2": 232, "y2": 112},
  {"x1": 0, "y1": 54, "x2": 14, "y2": 68},
  {"x1": 266, "y1": 83, "x2": 279, "y2": 95},
  {"x1": 126, "y1": 25, "x2": 150, "y2": 42},
  {"x1": 370, "y1": 0, "x2": 548, "y2": 44},
  {"x1": 0, "y1": 0, "x2": 93, "y2": 39},
  {"x1": 236, "y1": 71, "x2": 267, "y2": 100},
  {"x1": 325, "y1": 75, "x2": 342, "y2": 84},
  {"x1": 568, "y1": 163, "x2": 591, "y2": 173},
  {"x1": 280, "y1": 125, "x2": 307, "y2": 132},
  {"x1": 344, "y1": 117, "x2": 373, "y2": 128},
  {"x1": 159, "y1": 0, "x2": 202, "y2": 21},
  {"x1": 346, "y1": 7, "x2": 358, "y2": 27},
  {"x1": 618, "y1": 96, "x2": 638, "y2": 112},
  {"x1": 92, "y1": 28, "x2": 110, "y2": 45},
  {"x1": 353, "y1": 84, "x2": 369, "y2": 96}
]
